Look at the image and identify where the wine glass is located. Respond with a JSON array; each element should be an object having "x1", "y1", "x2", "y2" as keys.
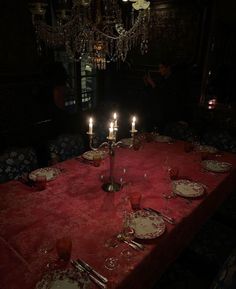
[
  {"x1": 168, "y1": 167, "x2": 179, "y2": 180},
  {"x1": 118, "y1": 213, "x2": 136, "y2": 261},
  {"x1": 104, "y1": 257, "x2": 119, "y2": 270},
  {"x1": 162, "y1": 193, "x2": 172, "y2": 214},
  {"x1": 162, "y1": 156, "x2": 170, "y2": 180},
  {"x1": 104, "y1": 231, "x2": 120, "y2": 271}
]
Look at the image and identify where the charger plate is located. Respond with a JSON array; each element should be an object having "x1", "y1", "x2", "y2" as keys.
[
  {"x1": 127, "y1": 210, "x2": 166, "y2": 239},
  {"x1": 29, "y1": 167, "x2": 61, "y2": 182},
  {"x1": 154, "y1": 135, "x2": 173, "y2": 143},
  {"x1": 120, "y1": 138, "x2": 133, "y2": 146},
  {"x1": 82, "y1": 150, "x2": 107, "y2": 161},
  {"x1": 172, "y1": 179, "x2": 205, "y2": 198},
  {"x1": 35, "y1": 269, "x2": 90, "y2": 289},
  {"x1": 196, "y1": 145, "x2": 218, "y2": 153},
  {"x1": 202, "y1": 160, "x2": 232, "y2": 173}
]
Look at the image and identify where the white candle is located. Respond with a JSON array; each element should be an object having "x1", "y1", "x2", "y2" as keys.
[
  {"x1": 88, "y1": 117, "x2": 93, "y2": 134},
  {"x1": 113, "y1": 112, "x2": 118, "y2": 128},
  {"x1": 131, "y1": 116, "x2": 136, "y2": 132},
  {"x1": 108, "y1": 122, "x2": 114, "y2": 139}
]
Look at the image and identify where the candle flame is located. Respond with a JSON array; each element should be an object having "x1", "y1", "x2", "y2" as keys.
[
  {"x1": 89, "y1": 117, "x2": 93, "y2": 124},
  {"x1": 113, "y1": 113, "x2": 117, "y2": 119},
  {"x1": 132, "y1": 116, "x2": 136, "y2": 122}
]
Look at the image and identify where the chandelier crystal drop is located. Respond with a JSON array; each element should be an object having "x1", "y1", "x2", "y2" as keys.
[{"x1": 29, "y1": 0, "x2": 151, "y2": 69}]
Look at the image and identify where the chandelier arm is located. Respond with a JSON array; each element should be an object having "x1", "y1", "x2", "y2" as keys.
[{"x1": 94, "y1": 10, "x2": 146, "y2": 40}]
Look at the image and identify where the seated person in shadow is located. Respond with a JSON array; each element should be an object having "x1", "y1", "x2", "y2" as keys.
[
  {"x1": 143, "y1": 60, "x2": 191, "y2": 132},
  {"x1": 35, "y1": 62, "x2": 78, "y2": 166}
]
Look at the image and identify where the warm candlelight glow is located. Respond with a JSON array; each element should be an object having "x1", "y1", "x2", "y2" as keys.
[
  {"x1": 113, "y1": 112, "x2": 118, "y2": 128},
  {"x1": 109, "y1": 122, "x2": 114, "y2": 139},
  {"x1": 131, "y1": 116, "x2": 137, "y2": 132},
  {"x1": 88, "y1": 117, "x2": 93, "y2": 134}
]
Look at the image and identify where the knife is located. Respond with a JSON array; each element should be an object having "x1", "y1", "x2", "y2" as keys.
[
  {"x1": 71, "y1": 260, "x2": 107, "y2": 289},
  {"x1": 77, "y1": 258, "x2": 108, "y2": 284},
  {"x1": 117, "y1": 234, "x2": 144, "y2": 251},
  {"x1": 144, "y1": 208, "x2": 175, "y2": 225}
]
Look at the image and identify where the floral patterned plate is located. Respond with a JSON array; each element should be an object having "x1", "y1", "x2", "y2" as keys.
[
  {"x1": 172, "y1": 179, "x2": 205, "y2": 198},
  {"x1": 127, "y1": 210, "x2": 166, "y2": 239},
  {"x1": 196, "y1": 145, "x2": 218, "y2": 153},
  {"x1": 154, "y1": 135, "x2": 173, "y2": 143},
  {"x1": 82, "y1": 150, "x2": 107, "y2": 161},
  {"x1": 35, "y1": 269, "x2": 90, "y2": 289},
  {"x1": 202, "y1": 160, "x2": 232, "y2": 173},
  {"x1": 120, "y1": 138, "x2": 133, "y2": 147},
  {"x1": 29, "y1": 167, "x2": 61, "y2": 182}
]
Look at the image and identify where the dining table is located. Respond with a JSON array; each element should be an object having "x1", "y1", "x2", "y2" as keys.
[{"x1": 0, "y1": 140, "x2": 236, "y2": 289}]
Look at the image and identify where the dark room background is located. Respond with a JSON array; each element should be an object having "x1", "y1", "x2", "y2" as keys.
[{"x1": 1, "y1": 0, "x2": 236, "y2": 150}]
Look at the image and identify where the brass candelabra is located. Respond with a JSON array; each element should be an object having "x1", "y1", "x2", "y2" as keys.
[{"x1": 87, "y1": 127, "x2": 137, "y2": 192}]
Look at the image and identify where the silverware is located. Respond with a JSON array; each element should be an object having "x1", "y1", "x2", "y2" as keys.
[
  {"x1": 71, "y1": 260, "x2": 107, "y2": 289},
  {"x1": 117, "y1": 234, "x2": 144, "y2": 251},
  {"x1": 144, "y1": 208, "x2": 175, "y2": 225},
  {"x1": 77, "y1": 258, "x2": 108, "y2": 284},
  {"x1": 118, "y1": 237, "x2": 140, "y2": 251},
  {"x1": 129, "y1": 239, "x2": 144, "y2": 250}
]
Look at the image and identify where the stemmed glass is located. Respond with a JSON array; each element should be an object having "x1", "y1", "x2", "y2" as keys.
[
  {"x1": 119, "y1": 167, "x2": 127, "y2": 188},
  {"x1": 162, "y1": 193, "x2": 172, "y2": 214},
  {"x1": 119, "y1": 214, "x2": 136, "y2": 261},
  {"x1": 104, "y1": 256, "x2": 119, "y2": 271},
  {"x1": 104, "y1": 213, "x2": 121, "y2": 271}
]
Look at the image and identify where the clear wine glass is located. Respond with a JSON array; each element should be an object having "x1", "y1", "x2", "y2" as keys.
[
  {"x1": 162, "y1": 193, "x2": 173, "y2": 214},
  {"x1": 104, "y1": 257, "x2": 119, "y2": 270},
  {"x1": 119, "y1": 213, "x2": 136, "y2": 261}
]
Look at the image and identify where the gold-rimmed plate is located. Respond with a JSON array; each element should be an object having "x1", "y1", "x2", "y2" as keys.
[
  {"x1": 196, "y1": 145, "x2": 218, "y2": 153},
  {"x1": 82, "y1": 150, "x2": 107, "y2": 161},
  {"x1": 154, "y1": 135, "x2": 173, "y2": 143},
  {"x1": 202, "y1": 160, "x2": 232, "y2": 173},
  {"x1": 29, "y1": 167, "x2": 61, "y2": 182},
  {"x1": 127, "y1": 210, "x2": 166, "y2": 239},
  {"x1": 172, "y1": 179, "x2": 205, "y2": 198},
  {"x1": 35, "y1": 269, "x2": 90, "y2": 289}
]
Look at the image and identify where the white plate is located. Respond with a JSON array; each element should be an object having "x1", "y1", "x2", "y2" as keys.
[
  {"x1": 35, "y1": 269, "x2": 90, "y2": 289},
  {"x1": 172, "y1": 179, "x2": 205, "y2": 198},
  {"x1": 154, "y1": 135, "x2": 173, "y2": 143},
  {"x1": 120, "y1": 138, "x2": 133, "y2": 146},
  {"x1": 196, "y1": 145, "x2": 218, "y2": 153},
  {"x1": 127, "y1": 210, "x2": 166, "y2": 239},
  {"x1": 82, "y1": 150, "x2": 107, "y2": 161},
  {"x1": 202, "y1": 160, "x2": 232, "y2": 173},
  {"x1": 29, "y1": 167, "x2": 61, "y2": 181}
]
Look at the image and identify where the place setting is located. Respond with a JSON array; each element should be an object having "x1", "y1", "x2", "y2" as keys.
[
  {"x1": 154, "y1": 135, "x2": 174, "y2": 144},
  {"x1": 201, "y1": 159, "x2": 232, "y2": 173},
  {"x1": 36, "y1": 236, "x2": 109, "y2": 289},
  {"x1": 18, "y1": 167, "x2": 61, "y2": 191},
  {"x1": 76, "y1": 150, "x2": 108, "y2": 167},
  {"x1": 171, "y1": 179, "x2": 206, "y2": 199},
  {"x1": 194, "y1": 144, "x2": 219, "y2": 154},
  {"x1": 161, "y1": 159, "x2": 207, "y2": 205}
]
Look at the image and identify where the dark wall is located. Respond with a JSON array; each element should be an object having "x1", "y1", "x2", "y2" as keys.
[
  {"x1": 96, "y1": 0, "x2": 210, "y2": 129},
  {"x1": 0, "y1": 0, "x2": 57, "y2": 150},
  {"x1": 202, "y1": 0, "x2": 236, "y2": 105},
  {"x1": 0, "y1": 0, "x2": 39, "y2": 73}
]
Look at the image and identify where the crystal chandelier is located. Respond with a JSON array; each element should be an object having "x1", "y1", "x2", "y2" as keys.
[{"x1": 29, "y1": 0, "x2": 151, "y2": 69}]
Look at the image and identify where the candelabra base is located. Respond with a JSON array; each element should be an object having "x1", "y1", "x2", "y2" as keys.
[{"x1": 102, "y1": 182, "x2": 122, "y2": 192}]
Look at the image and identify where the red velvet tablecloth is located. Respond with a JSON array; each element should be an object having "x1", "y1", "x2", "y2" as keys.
[{"x1": 0, "y1": 141, "x2": 236, "y2": 289}]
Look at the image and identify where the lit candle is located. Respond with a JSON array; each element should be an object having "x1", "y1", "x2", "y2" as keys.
[
  {"x1": 108, "y1": 122, "x2": 114, "y2": 139},
  {"x1": 113, "y1": 112, "x2": 118, "y2": 128},
  {"x1": 88, "y1": 117, "x2": 93, "y2": 134},
  {"x1": 131, "y1": 116, "x2": 136, "y2": 132}
]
